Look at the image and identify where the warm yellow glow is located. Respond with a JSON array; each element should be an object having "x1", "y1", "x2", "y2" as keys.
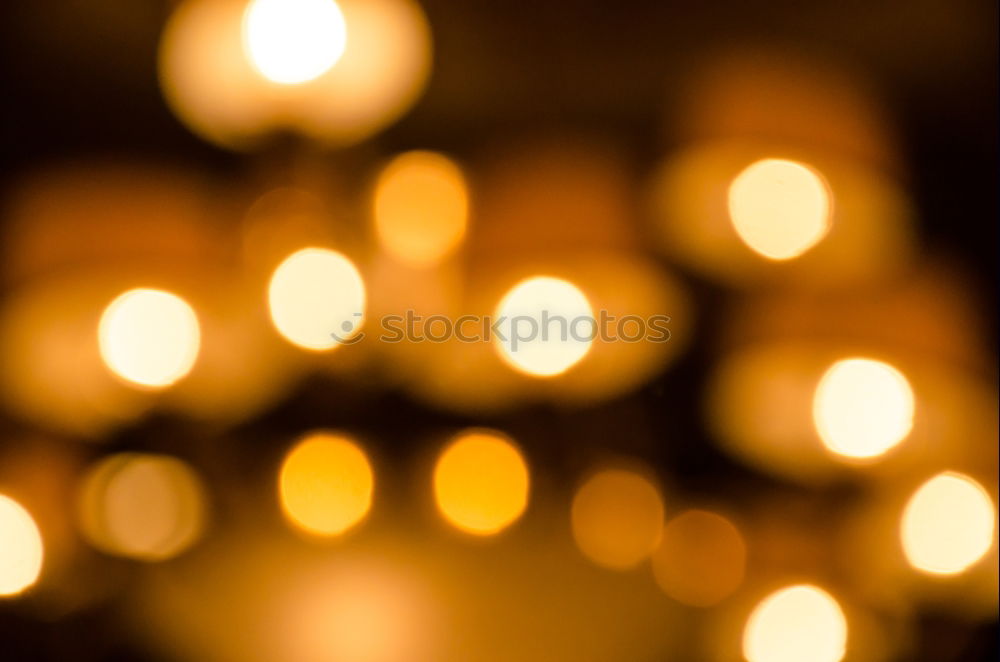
[
  {"x1": 813, "y1": 358, "x2": 914, "y2": 460},
  {"x1": 373, "y1": 151, "x2": 469, "y2": 266},
  {"x1": 433, "y1": 429, "x2": 529, "y2": 536},
  {"x1": 494, "y1": 276, "x2": 594, "y2": 377},
  {"x1": 728, "y1": 158, "x2": 831, "y2": 260},
  {"x1": 282, "y1": 562, "x2": 435, "y2": 662},
  {"x1": 278, "y1": 431, "x2": 374, "y2": 537},
  {"x1": 0, "y1": 495, "x2": 43, "y2": 597},
  {"x1": 159, "y1": 0, "x2": 431, "y2": 149},
  {"x1": 243, "y1": 0, "x2": 347, "y2": 85},
  {"x1": 571, "y1": 469, "x2": 664, "y2": 570},
  {"x1": 78, "y1": 454, "x2": 206, "y2": 561},
  {"x1": 98, "y1": 288, "x2": 201, "y2": 388},
  {"x1": 901, "y1": 472, "x2": 996, "y2": 576},
  {"x1": 294, "y1": 0, "x2": 432, "y2": 143},
  {"x1": 268, "y1": 247, "x2": 366, "y2": 351},
  {"x1": 743, "y1": 584, "x2": 847, "y2": 662},
  {"x1": 652, "y1": 509, "x2": 745, "y2": 606}
]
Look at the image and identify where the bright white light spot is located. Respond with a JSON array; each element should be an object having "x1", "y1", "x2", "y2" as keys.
[
  {"x1": 901, "y1": 472, "x2": 996, "y2": 576},
  {"x1": 813, "y1": 358, "x2": 914, "y2": 460},
  {"x1": 728, "y1": 158, "x2": 831, "y2": 260},
  {"x1": 243, "y1": 0, "x2": 347, "y2": 85},
  {"x1": 743, "y1": 584, "x2": 847, "y2": 662},
  {"x1": 99, "y1": 288, "x2": 201, "y2": 389},
  {"x1": 0, "y1": 495, "x2": 43, "y2": 597},
  {"x1": 493, "y1": 276, "x2": 594, "y2": 377},
  {"x1": 268, "y1": 247, "x2": 366, "y2": 351}
]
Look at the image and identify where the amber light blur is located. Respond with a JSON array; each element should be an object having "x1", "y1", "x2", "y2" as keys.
[
  {"x1": 742, "y1": 584, "x2": 847, "y2": 662},
  {"x1": 901, "y1": 472, "x2": 996, "y2": 576},
  {"x1": 78, "y1": 454, "x2": 207, "y2": 561},
  {"x1": 493, "y1": 276, "x2": 594, "y2": 378},
  {"x1": 268, "y1": 247, "x2": 366, "y2": 351},
  {"x1": 649, "y1": 142, "x2": 914, "y2": 289},
  {"x1": 433, "y1": 429, "x2": 529, "y2": 536},
  {"x1": 98, "y1": 288, "x2": 201, "y2": 389},
  {"x1": 373, "y1": 151, "x2": 469, "y2": 267},
  {"x1": 279, "y1": 431, "x2": 374, "y2": 537},
  {"x1": 159, "y1": 0, "x2": 432, "y2": 149},
  {"x1": 243, "y1": 0, "x2": 347, "y2": 85},
  {"x1": 728, "y1": 158, "x2": 831, "y2": 260},
  {"x1": 651, "y1": 510, "x2": 745, "y2": 607},
  {"x1": 571, "y1": 469, "x2": 664, "y2": 570},
  {"x1": 0, "y1": 494, "x2": 43, "y2": 597},
  {"x1": 279, "y1": 560, "x2": 437, "y2": 662},
  {"x1": 813, "y1": 358, "x2": 914, "y2": 460}
]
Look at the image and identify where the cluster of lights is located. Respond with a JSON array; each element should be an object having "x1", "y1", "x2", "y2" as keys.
[
  {"x1": 4, "y1": 427, "x2": 990, "y2": 662},
  {"x1": 90, "y1": 256, "x2": 596, "y2": 386},
  {"x1": 4, "y1": 145, "x2": 985, "y2": 623},
  {"x1": 0, "y1": 6, "x2": 991, "y2": 661}
]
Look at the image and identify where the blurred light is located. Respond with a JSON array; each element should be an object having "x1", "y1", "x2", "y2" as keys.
[
  {"x1": 651, "y1": 509, "x2": 745, "y2": 607},
  {"x1": 373, "y1": 151, "x2": 469, "y2": 266},
  {"x1": 98, "y1": 288, "x2": 201, "y2": 389},
  {"x1": 242, "y1": 188, "x2": 343, "y2": 274},
  {"x1": 675, "y1": 50, "x2": 897, "y2": 169},
  {"x1": 281, "y1": 560, "x2": 437, "y2": 662},
  {"x1": 901, "y1": 472, "x2": 995, "y2": 576},
  {"x1": 397, "y1": 252, "x2": 690, "y2": 412},
  {"x1": 728, "y1": 158, "x2": 830, "y2": 260},
  {"x1": 469, "y1": 138, "x2": 637, "y2": 254},
  {"x1": 433, "y1": 429, "x2": 529, "y2": 536},
  {"x1": 159, "y1": 0, "x2": 273, "y2": 148},
  {"x1": 494, "y1": 276, "x2": 594, "y2": 377},
  {"x1": 0, "y1": 495, "x2": 43, "y2": 597},
  {"x1": 648, "y1": 142, "x2": 914, "y2": 288},
  {"x1": 167, "y1": 277, "x2": 303, "y2": 426},
  {"x1": 0, "y1": 275, "x2": 148, "y2": 437},
  {"x1": 159, "y1": 0, "x2": 431, "y2": 149},
  {"x1": 243, "y1": 0, "x2": 346, "y2": 85},
  {"x1": 813, "y1": 358, "x2": 914, "y2": 460},
  {"x1": 78, "y1": 453, "x2": 207, "y2": 561},
  {"x1": 291, "y1": 0, "x2": 432, "y2": 143},
  {"x1": 268, "y1": 247, "x2": 365, "y2": 351},
  {"x1": 571, "y1": 469, "x2": 664, "y2": 570},
  {"x1": 279, "y1": 431, "x2": 374, "y2": 537},
  {"x1": 708, "y1": 345, "x2": 842, "y2": 483},
  {"x1": 548, "y1": 255, "x2": 690, "y2": 406},
  {"x1": 743, "y1": 584, "x2": 847, "y2": 662}
]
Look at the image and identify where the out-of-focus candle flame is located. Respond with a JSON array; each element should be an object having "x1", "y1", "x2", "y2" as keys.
[
  {"x1": 373, "y1": 151, "x2": 469, "y2": 267},
  {"x1": 243, "y1": 0, "x2": 347, "y2": 85},
  {"x1": 651, "y1": 509, "x2": 745, "y2": 606},
  {"x1": 78, "y1": 454, "x2": 207, "y2": 561},
  {"x1": 571, "y1": 469, "x2": 664, "y2": 570},
  {"x1": 0, "y1": 494, "x2": 43, "y2": 597},
  {"x1": 901, "y1": 472, "x2": 995, "y2": 576},
  {"x1": 493, "y1": 276, "x2": 594, "y2": 378},
  {"x1": 279, "y1": 431, "x2": 374, "y2": 537},
  {"x1": 728, "y1": 158, "x2": 831, "y2": 261},
  {"x1": 268, "y1": 247, "x2": 366, "y2": 351},
  {"x1": 813, "y1": 357, "x2": 914, "y2": 460},
  {"x1": 98, "y1": 288, "x2": 201, "y2": 389},
  {"x1": 743, "y1": 584, "x2": 847, "y2": 662},
  {"x1": 433, "y1": 429, "x2": 529, "y2": 536}
]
